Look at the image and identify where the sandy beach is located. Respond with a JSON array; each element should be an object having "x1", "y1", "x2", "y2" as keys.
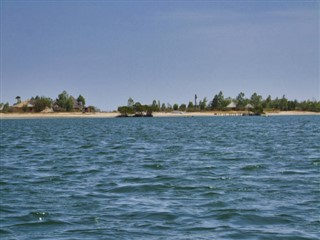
[
  {"x1": 0, "y1": 112, "x2": 119, "y2": 119},
  {"x1": 152, "y1": 111, "x2": 320, "y2": 117},
  {"x1": 0, "y1": 111, "x2": 319, "y2": 119}
]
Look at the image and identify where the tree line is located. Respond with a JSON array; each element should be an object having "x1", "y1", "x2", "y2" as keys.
[
  {"x1": 118, "y1": 92, "x2": 320, "y2": 115},
  {"x1": 0, "y1": 91, "x2": 95, "y2": 113}
]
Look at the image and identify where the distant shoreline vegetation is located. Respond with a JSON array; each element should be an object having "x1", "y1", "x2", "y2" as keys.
[
  {"x1": 0, "y1": 91, "x2": 99, "y2": 113},
  {"x1": 117, "y1": 92, "x2": 320, "y2": 116},
  {"x1": 1, "y1": 91, "x2": 319, "y2": 114}
]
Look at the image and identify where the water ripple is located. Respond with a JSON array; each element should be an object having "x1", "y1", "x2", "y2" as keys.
[{"x1": 1, "y1": 116, "x2": 319, "y2": 239}]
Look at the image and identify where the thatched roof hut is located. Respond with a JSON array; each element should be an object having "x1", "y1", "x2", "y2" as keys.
[
  {"x1": 245, "y1": 104, "x2": 254, "y2": 109},
  {"x1": 226, "y1": 102, "x2": 237, "y2": 109}
]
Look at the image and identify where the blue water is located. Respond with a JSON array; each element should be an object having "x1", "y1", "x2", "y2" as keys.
[{"x1": 1, "y1": 116, "x2": 319, "y2": 239}]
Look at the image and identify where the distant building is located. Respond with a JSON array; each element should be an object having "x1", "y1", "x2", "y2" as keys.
[
  {"x1": 70, "y1": 96, "x2": 82, "y2": 111},
  {"x1": 226, "y1": 102, "x2": 237, "y2": 110},
  {"x1": 245, "y1": 104, "x2": 254, "y2": 110},
  {"x1": 52, "y1": 96, "x2": 83, "y2": 112},
  {"x1": 12, "y1": 99, "x2": 35, "y2": 112}
]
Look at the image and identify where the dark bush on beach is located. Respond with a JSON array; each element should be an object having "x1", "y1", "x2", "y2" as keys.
[{"x1": 34, "y1": 97, "x2": 52, "y2": 112}]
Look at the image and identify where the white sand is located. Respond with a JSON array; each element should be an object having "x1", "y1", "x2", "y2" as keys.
[{"x1": 1, "y1": 111, "x2": 318, "y2": 119}]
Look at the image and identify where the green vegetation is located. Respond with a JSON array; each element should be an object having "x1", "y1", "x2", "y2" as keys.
[
  {"x1": 211, "y1": 91, "x2": 227, "y2": 110},
  {"x1": 117, "y1": 99, "x2": 154, "y2": 117},
  {"x1": 0, "y1": 91, "x2": 95, "y2": 113},
  {"x1": 0, "y1": 103, "x2": 10, "y2": 113},
  {"x1": 77, "y1": 95, "x2": 86, "y2": 107},
  {"x1": 116, "y1": 92, "x2": 320, "y2": 115},
  {"x1": 1, "y1": 91, "x2": 319, "y2": 114},
  {"x1": 55, "y1": 91, "x2": 74, "y2": 112},
  {"x1": 33, "y1": 96, "x2": 53, "y2": 112}
]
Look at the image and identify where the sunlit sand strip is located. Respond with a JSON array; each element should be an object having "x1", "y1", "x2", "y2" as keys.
[{"x1": 1, "y1": 111, "x2": 318, "y2": 119}]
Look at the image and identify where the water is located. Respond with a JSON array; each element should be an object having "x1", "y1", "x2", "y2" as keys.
[{"x1": 1, "y1": 116, "x2": 319, "y2": 239}]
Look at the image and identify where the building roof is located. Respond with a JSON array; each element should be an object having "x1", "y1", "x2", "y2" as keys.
[
  {"x1": 245, "y1": 104, "x2": 254, "y2": 109},
  {"x1": 70, "y1": 96, "x2": 82, "y2": 109},
  {"x1": 13, "y1": 99, "x2": 35, "y2": 108},
  {"x1": 226, "y1": 102, "x2": 237, "y2": 108},
  {"x1": 13, "y1": 100, "x2": 29, "y2": 108}
]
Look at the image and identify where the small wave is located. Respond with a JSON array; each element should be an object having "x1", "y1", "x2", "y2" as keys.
[
  {"x1": 110, "y1": 144, "x2": 125, "y2": 150},
  {"x1": 145, "y1": 212, "x2": 177, "y2": 221},
  {"x1": 281, "y1": 170, "x2": 308, "y2": 175},
  {"x1": 312, "y1": 159, "x2": 320, "y2": 166},
  {"x1": 119, "y1": 211, "x2": 177, "y2": 222},
  {"x1": 199, "y1": 191, "x2": 221, "y2": 197},
  {"x1": 241, "y1": 165, "x2": 265, "y2": 171},
  {"x1": 0, "y1": 206, "x2": 15, "y2": 214},
  {"x1": 143, "y1": 164, "x2": 164, "y2": 170},
  {"x1": 80, "y1": 168, "x2": 101, "y2": 174},
  {"x1": 5, "y1": 211, "x2": 72, "y2": 229},
  {"x1": 155, "y1": 175, "x2": 177, "y2": 182},
  {"x1": 239, "y1": 214, "x2": 293, "y2": 225},
  {"x1": 12, "y1": 219, "x2": 71, "y2": 228},
  {"x1": 109, "y1": 184, "x2": 169, "y2": 193},
  {"x1": 78, "y1": 144, "x2": 94, "y2": 149},
  {"x1": 13, "y1": 145, "x2": 26, "y2": 149},
  {"x1": 198, "y1": 201, "x2": 227, "y2": 208},
  {"x1": 0, "y1": 228, "x2": 13, "y2": 234},
  {"x1": 0, "y1": 180, "x2": 8, "y2": 185},
  {"x1": 96, "y1": 151, "x2": 108, "y2": 155}
]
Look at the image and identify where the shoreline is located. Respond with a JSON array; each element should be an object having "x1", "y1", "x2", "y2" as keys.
[{"x1": 0, "y1": 111, "x2": 319, "y2": 119}]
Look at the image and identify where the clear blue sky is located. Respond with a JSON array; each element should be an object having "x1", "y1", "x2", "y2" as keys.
[{"x1": 1, "y1": 0, "x2": 319, "y2": 110}]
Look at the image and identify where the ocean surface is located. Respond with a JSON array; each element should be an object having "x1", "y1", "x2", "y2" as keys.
[{"x1": 0, "y1": 116, "x2": 319, "y2": 240}]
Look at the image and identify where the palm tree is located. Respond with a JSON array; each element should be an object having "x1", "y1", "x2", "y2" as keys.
[{"x1": 15, "y1": 96, "x2": 21, "y2": 104}]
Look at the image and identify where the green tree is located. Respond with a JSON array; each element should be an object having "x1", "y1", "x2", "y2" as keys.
[
  {"x1": 179, "y1": 104, "x2": 187, "y2": 111},
  {"x1": 200, "y1": 97, "x2": 207, "y2": 110},
  {"x1": 22, "y1": 104, "x2": 28, "y2": 112},
  {"x1": 194, "y1": 94, "x2": 199, "y2": 110},
  {"x1": 236, "y1": 92, "x2": 246, "y2": 110},
  {"x1": 128, "y1": 97, "x2": 134, "y2": 107},
  {"x1": 87, "y1": 106, "x2": 97, "y2": 112},
  {"x1": 56, "y1": 91, "x2": 73, "y2": 112},
  {"x1": 263, "y1": 95, "x2": 272, "y2": 109},
  {"x1": 279, "y1": 95, "x2": 288, "y2": 111},
  {"x1": 77, "y1": 95, "x2": 86, "y2": 107},
  {"x1": 118, "y1": 106, "x2": 134, "y2": 115},
  {"x1": 34, "y1": 97, "x2": 52, "y2": 112},
  {"x1": 133, "y1": 102, "x2": 144, "y2": 113},
  {"x1": 1, "y1": 103, "x2": 10, "y2": 113},
  {"x1": 151, "y1": 100, "x2": 160, "y2": 112},
  {"x1": 16, "y1": 96, "x2": 21, "y2": 104},
  {"x1": 250, "y1": 92, "x2": 263, "y2": 113},
  {"x1": 187, "y1": 101, "x2": 194, "y2": 111},
  {"x1": 211, "y1": 91, "x2": 225, "y2": 110},
  {"x1": 270, "y1": 97, "x2": 280, "y2": 109},
  {"x1": 288, "y1": 100, "x2": 298, "y2": 111},
  {"x1": 173, "y1": 104, "x2": 179, "y2": 111},
  {"x1": 66, "y1": 97, "x2": 74, "y2": 112},
  {"x1": 161, "y1": 103, "x2": 166, "y2": 112},
  {"x1": 250, "y1": 92, "x2": 262, "y2": 108}
]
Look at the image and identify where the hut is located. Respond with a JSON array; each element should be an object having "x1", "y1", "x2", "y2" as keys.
[
  {"x1": 70, "y1": 96, "x2": 82, "y2": 111},
  {"x1": 12, "y1": 99, "x2": 34, "y2": 112},
  {"x1": 226, "y1": 102, "x2": 237, "y2": 110},
  {"x1": 245, "y1": 104, "x2": 254, "y2": 110},
  {"x1": 243, "y1": 103, "x2": 254, "y2": 116}
]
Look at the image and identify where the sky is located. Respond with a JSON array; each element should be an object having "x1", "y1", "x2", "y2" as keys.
[{"x1": 1, "y1": 0, "x2": 319, "y2": 111}]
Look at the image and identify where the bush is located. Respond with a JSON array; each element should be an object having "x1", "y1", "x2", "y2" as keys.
[{"x1": 34, "y1": 97, "x2": 52, "y2": 112}]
